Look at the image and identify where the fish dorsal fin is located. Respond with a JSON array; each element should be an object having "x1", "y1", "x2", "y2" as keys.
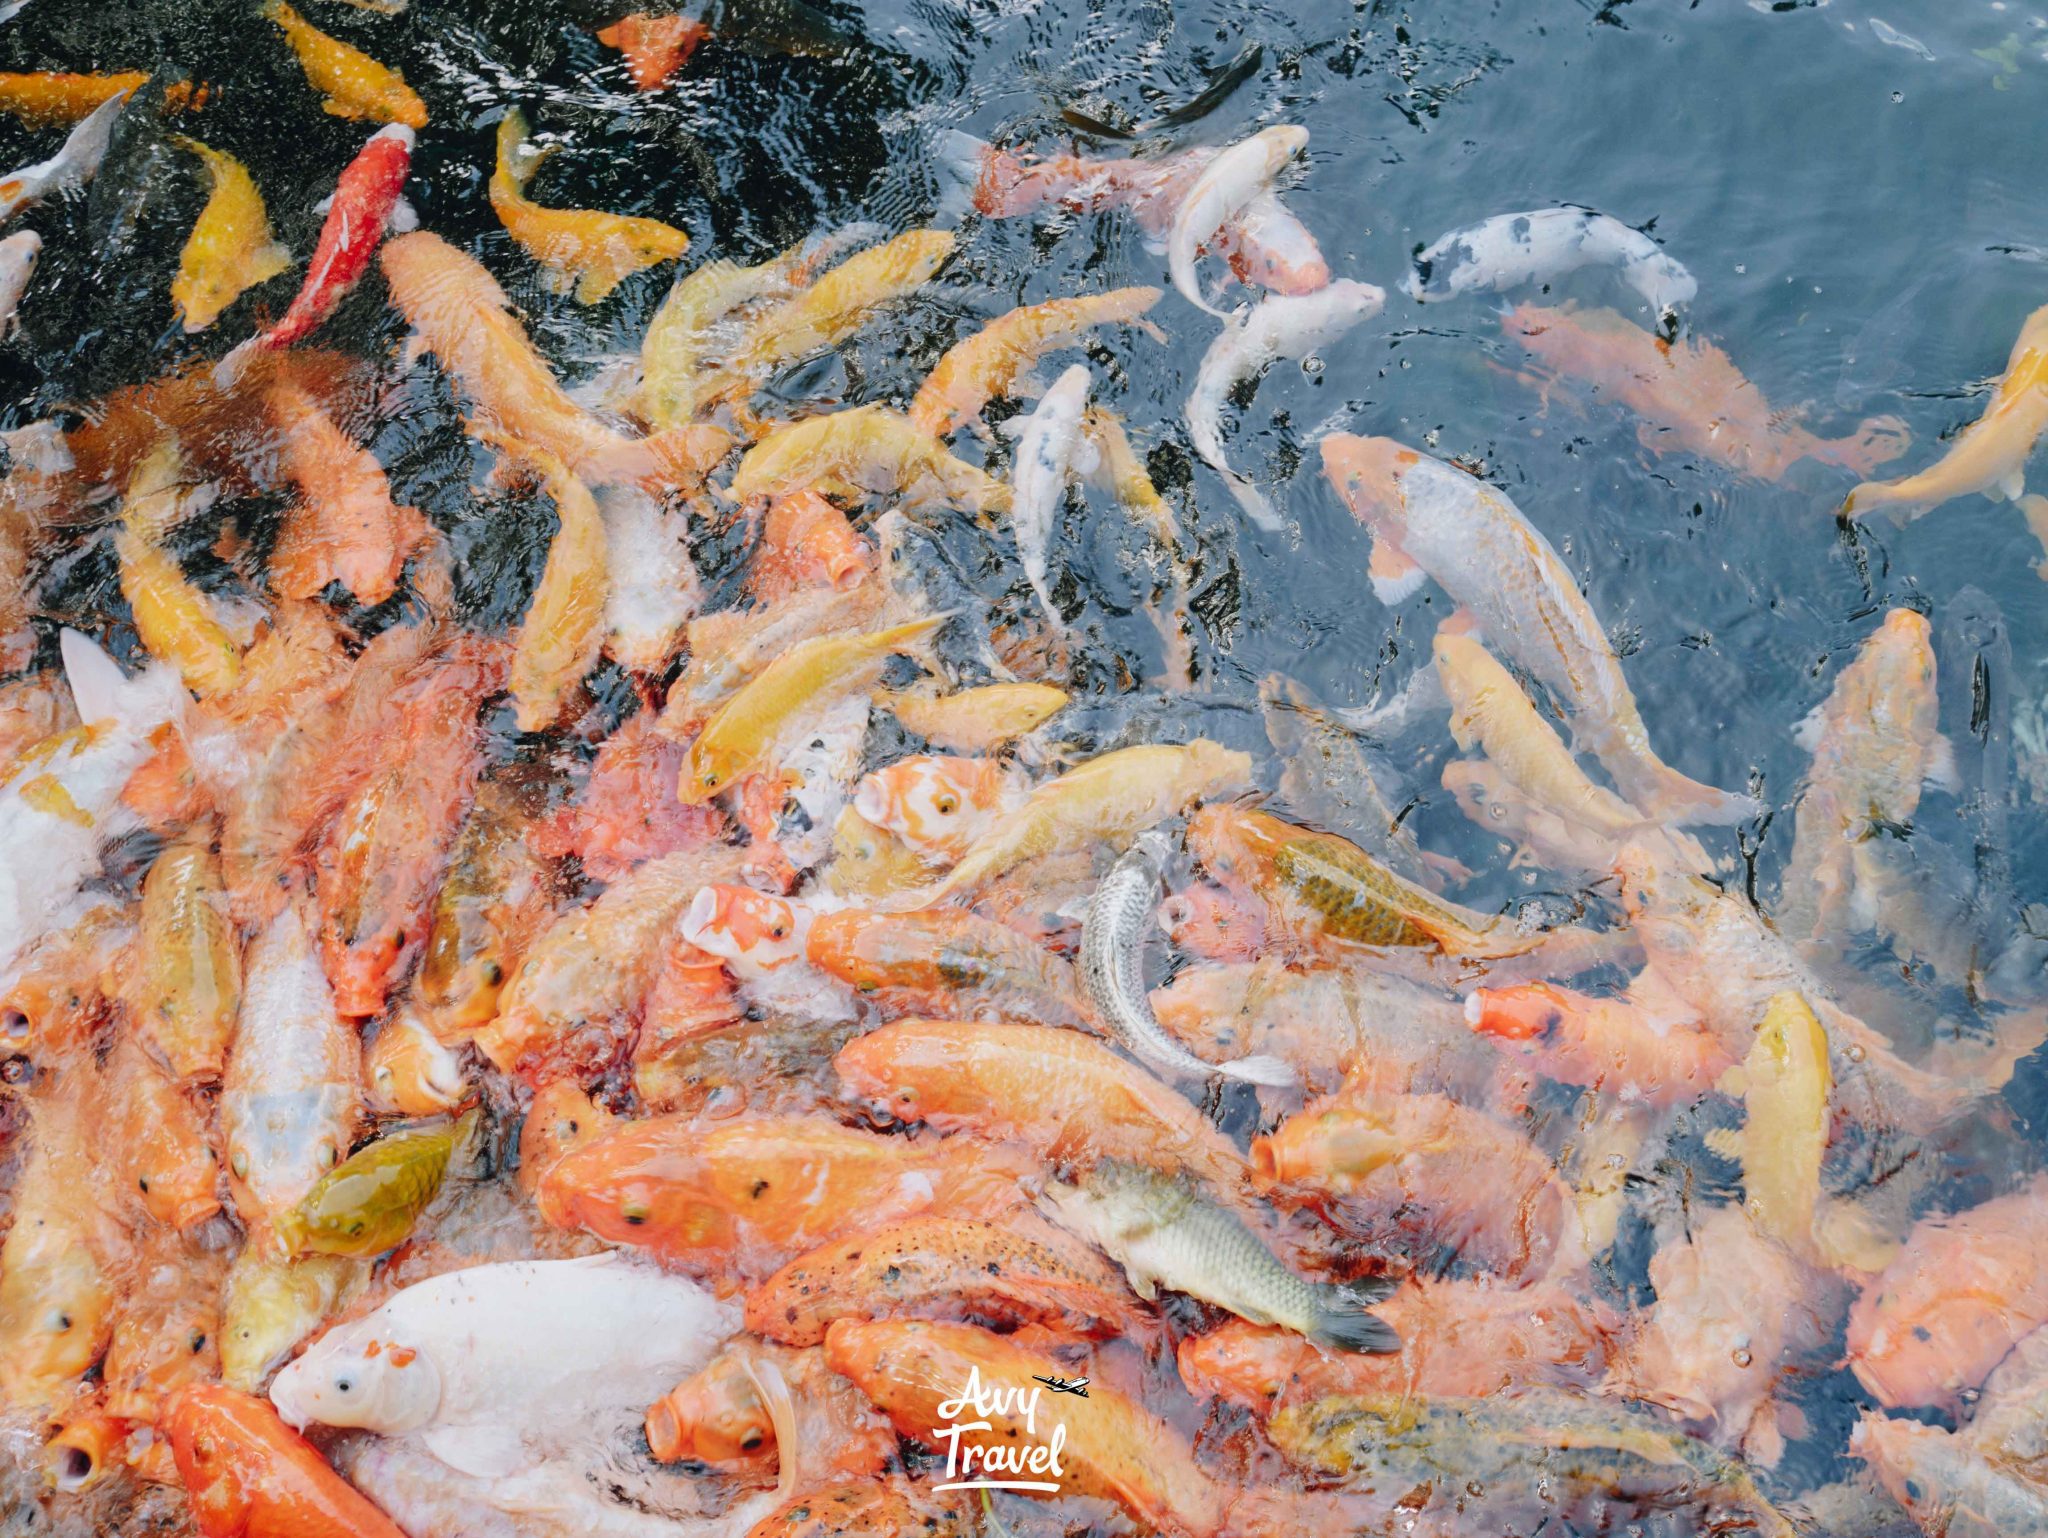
[{"x1": 61, "y1": 629, "x2": 177, "y2": 733}]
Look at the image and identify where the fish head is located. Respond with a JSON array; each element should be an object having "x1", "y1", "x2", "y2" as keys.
[
  {"x1": 680, "y1": 884, "x2": 810, "y2": 980},
  {"x1": 226, "y1": 1101, "x2": 346, "y2": 1225},
  {"x1": 1319, "y1": 433, "x2": 1416, "y2": 534},
  {"x1": 0, "y1": 1243, "x2": 115, "y2": 1397},
  {"x1": 1158, "y1": 879, "x2": 1265, "y2": 962},
  {"x1": 103, "y1": 1275, "x2": 221, "y2": 1419},
  {"x1": 516, "y1": 1080, "x2": 615, "y2": 1197},
  {"x1": 418, "y1": 905, "x2": 512, "y2": 1031},
  {"x1": 1849, "y1": 1413, "x2": 1955, "y2": 1527},
  {"x1": 268, "y1": 1317, "x2": 441, "y2": 1434},
  {"x1": 824, "y1": 806, "x2": 931, "y2": 901},
  {"x1": 853, "y1": 755, "x2": 1007, "y2": 861},
  {"x1": 165, "y1": 1387, "x2": 261, "y2": 1534},
  {"x1": 132, "y1": 1122, "x2": 223, "y2": 1231},
  {"x1": 644, "y1": 1349, "x2": 775, "y2": 1469},
  {"x1": 534, "y1": 1119, "x2": 735, "y2": 1255},
  {"x1": 1464, "y1": 983, "x2": 1570, "y2": 1043},
  {"x1": 1176, "y1": 1321, "x2": 1310, "y2": 1405},
  {"x1": 1252, "y1": 1104, "x2": 1401, "y2": 1186},
  {"x1": 831, "y1": 1019, "x2": 957, "y2": 1124},
  {"x1": 367, "y1": 1009, "x2": 468, "y2": 1116},
  {"x1": 1185, "y1": 802, "x2": 1277, "y2": 893},
  {"x1": 677, "y1": 739, "x2": 747, "y2": 805}
]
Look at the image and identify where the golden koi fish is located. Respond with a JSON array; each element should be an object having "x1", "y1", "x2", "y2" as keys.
[
  {"x1": 507, "y1": 445, "x2": 609, "y2": 732},
  {"x1": 135, "y1": 820, "x2": 242, "y2": 1081},
  {"x1": 490, "y1": 108, "x2": 689, "y2": 304},
  {"x1": 115, "y1": 439, "x2": 242, "y2": 698},
  {"x1": 908, "y1": 286, "x2": 1163, "y2": 436},
  {"x1": 264, "y1": 0, "x2": 426, "y2": 128},
  {"x1": 727, "y1": 405, "x2": 1009, "y2": 512},
  {"x1": 170, "y1": 136, "x2": 288, "y2": 333}
]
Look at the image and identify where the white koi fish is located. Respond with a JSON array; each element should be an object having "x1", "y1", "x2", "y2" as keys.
[
  {"x1": 1403, "y1": 205, "x2": 1697, "y2": 323},
  {"x1": 1167, "y1": 125, "x2": 1308, "y2": 316},
  {"x1": 0, "y1": 230, "x2": 38, "y2": 336},
  {"x1": 1009, "y1": 362, "x2": 1094, "y2": 627}
]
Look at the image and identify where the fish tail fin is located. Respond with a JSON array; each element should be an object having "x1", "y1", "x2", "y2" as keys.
[
  {"x1": 871, "y1": 611, "x2": 955, "y2": 665},
  {"x1": 1608, "y1": 750, "x2": 1759, "y2": 828},
  {"x1": 1307, "y1": 1285, "x2": 1401, "y2": 1354},
  {"x1": 1225, "y1": 471, "x2": 1286, "y2": 534},
  {"x1": 1215, "y1": 1051, "x2": 1296, "y2": 1088},
  {"x1": 60, "y1": 629, "x2": 180, "y2": 735}
]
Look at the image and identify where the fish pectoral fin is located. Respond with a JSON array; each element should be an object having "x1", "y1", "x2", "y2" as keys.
[
  {"x1": 422, "y1": 1422, "x2": 529, "y2": 1480},
  {"x1": 1367, "y1": 538, "x2": 1426, "y2": 604},
  {"x1": 1997, "y1": 468, "x2": 2027, "y2": 503}
]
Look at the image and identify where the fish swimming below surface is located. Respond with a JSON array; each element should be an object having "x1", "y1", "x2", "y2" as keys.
[{"x1": 1404, "y1": 204, "x2": 1697, "y2": 324}]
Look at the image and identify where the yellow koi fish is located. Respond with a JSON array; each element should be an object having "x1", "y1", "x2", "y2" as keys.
[
  {"x1": 264, "y1": 0, "x2": 426, "y2": 128},
  {"x1": 908, "y1": 286, "x2": 1163, "y2": 436},
  {"x1": 1846, "y1": 302, "x2": 2048, "y2": 520},
  {"x1": 115, "y1": 439, "x2": 242, "y2": 698},
  {"x1": 878, "y1": 681, "x2": 1068, "y2": 751},
  {"x1": 170, "y1": 136, "x2": 289, "y2": 333},
  {"x1": 135, "y1": 820, "x2": 243, "y2": 1082},
  {"x1": 508, "y1": 445, "x2": 609, "y2": 732},
  {"x1": 490, "y1": 107, "x2": 689, "y2": 305},
  {"x1": 677, "y1": 614, "x2": 949, "y2": 803},
  {"x1": 727, "y1": 404, "x2": 1009, "y2": 512}
]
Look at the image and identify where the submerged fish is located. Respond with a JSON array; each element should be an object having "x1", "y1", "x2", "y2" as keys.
[
  {"x1": 262, "y1": 122, "x2": 414, "y2": 349},
  {"x1": 264, "y1": 0, "x2": 425, "y2": 127},
  {"x1": 1046, "y1": 1160, "x2": 1396, "y2": 1351},
  {"x1": 1008, "y1": 362, "x2": 1093, "y2": 627},
  {"x1": 1186, "y1": 279, "x2": 1383, "y2": 531},
  {"x1": 490, "y1": 107, "x2": 689, "y2": 304},
  {"x1": 0, "y1": 88, "x2": 127, "y2": 225},
  {"x1": 910, "y1": 286, "x2": 1164, "y2": 437},
  {"x1": 170, "y1": 135, "x2": 289, "y2": 333},
  {"x1": 1846, "y1": 301, "x2": 2048, "y2": 519},
  {"x1": 1168, "y1": 125, "x2": 1309, "y2": 317},
  {"x1": 1082, "y1": 835, "x2": 1293, "y2": 1086},
  {"x1": 135, "y1": 819, "x2": 242, "y2": 1081},
  {"x1": 1405, "y1": 205, "x2": 1697, "y2": 323},
  {"x1": 597, "y1": 13, "x2": 708, "y2": 91},
  {"x1": 1322, "y1": 432, "x2": 1758, "y2": 825}
]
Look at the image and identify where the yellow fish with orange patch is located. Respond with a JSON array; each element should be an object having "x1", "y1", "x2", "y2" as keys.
[{"x1": 490, "y1": 108, "x2": 690, "y2": 304}]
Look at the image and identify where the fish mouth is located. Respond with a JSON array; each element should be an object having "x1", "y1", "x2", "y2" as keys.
[
  {"x1": 851, "y1": 780, "x2": 890, "y2": 828},
  {"x1": 680, "y1": 886, "x2": 726, "y2": 950}
]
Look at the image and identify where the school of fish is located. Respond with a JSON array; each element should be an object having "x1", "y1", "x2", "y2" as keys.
[{"x1": 0, "y1": 7, "x2": 2044, "y2": 1538}]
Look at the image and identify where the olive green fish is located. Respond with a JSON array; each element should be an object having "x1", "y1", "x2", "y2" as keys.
[{"x1": 274, "y1": 1108, "x2": 477, "y2": 1259}]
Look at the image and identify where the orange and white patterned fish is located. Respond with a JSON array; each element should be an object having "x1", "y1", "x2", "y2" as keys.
[{"x1": 851, "y1": 754, "x2": 1023, "y2": 864}]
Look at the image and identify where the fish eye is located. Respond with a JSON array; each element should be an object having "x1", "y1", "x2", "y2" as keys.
[
  {"x1": 335, "y1": 1378, "x2": 353, "y2": 1394},
  {"x1": 621, "y1": 1199, "x2": 650, "y2": 1226},
  {"x1": 189, "y1": 1332, "x2": 207, "y2": 1353},
  {"x1": 700, "y1": 770, "x2": 722, "y2": 790},
  {"x1": 934, "y1": 795, "x2": 958, "y2": 816},
  {"x1": 318, "y1": 1142, "x2": 339, "y2": 1169},
  {"x1": 1, "y1": 1008, "x2": 27, "y2": 1040},
  {"x1": 230, "y1": 1149, "x2": 249, "y2": 1179},
  {"x1": 481, "y1": 960, "x2": 504, "y2": 987},
  {"x1": 768, "y1": 924, "x2": 787, "y2": 941},
  {"x1": 739, "y1": 1432, "x2": 765, "y2": 1452},
  {"x1": 138, "y1": 1176, "x2": 151, "y2": 1193},
  {"x1": 192, "y1": 1435, "x2": 215, "y2": 1465}
]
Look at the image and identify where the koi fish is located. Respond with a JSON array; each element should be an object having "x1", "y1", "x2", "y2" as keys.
[
  {"x1": 222, "y1": 900, "x2": 363, "y2": 1228},
  {"x1": 1465, "y1": 979, "x2": 1733, "y2": 1108},
  {"x1": 99, "y1": 1236, "x2": 226, "y2": 1433},
  {"x1": 0, "y1": 900, "x2": 127, "y2": 1065},
  {"x1": 1322, "y1": 432, "x2": 1758, "y2": 825},
  {"x1": 806, "y1": 908, "x2": 1088, "y2": 1026},
  {"x1": 1845, "y1": 1174, "x2": 2048, "y2": 1412},
  {"x1": 381, "y1": 231, "x2": 730, "y2": 489},
  {"x1": 170, "y1": 136, "x2": 288, "y2": 332},
  {"x1": 596, "y1": 13, "x2": 708, "y2": 91},
  {"x1": 835, "y1": 1017, "x2": 1251, "y2": 1190},
  {"x1": 678, "y1": 882, "x2": 854, "y2": 1019},
  {"x1": 1847, "y1": 301, "x2": 2048, "y2": 518},
  {"x1": 100, "y1": 1033, "x2": 222, "y2": 1229},
  {"x1": 677, "y1": 614, "x2": 946, "y2": 802},
  {"x1": 1253, "y1": 1068, "x2": 1586, "y2": 1281},
  {"x1": 1186, "y1": 279, "x2": 1383, "y2": 531},
  {"x1": 1405, "y1": 205, "x2": 1697, "y2": 322},
  {"x1": 474, "y1": 844, "x2": 745, "y2": 1082},
  {"x1": 658, "y1": 581, "x2": 884, "y2": 736},
  {"x1": 880, "y1": 681, "x2": 1068, "y2": 751},
  {"x1": 727, "y1": 405, "x2": 1009, "y2": 512},
  {"x1": 218, "y1": 1247, "x2": 366, "y2": 1392},
  {"x1": 644, "y1": 1339, "x2": 898, "y2": 1481},
  {"x1": 263, "y1": 0, "x2": 425, "y2": 128},
  {"x1": 536, "y1": 1113, "x2": 1032, "y2": 1276},
  {"x1": 116, "y1": 437, "x2": 244, "y2": 699},
  {"x1": 852, "y1": 753, "x2": 1022, "y2": 863},
  {"x1": 273, "y1": 1109, "x2": 473, "y2": 1259},
  {"x1": 266, "y1": 379, "x2": 428, "y2": 607},
  {"x1": 490, "y1": 107, "x2": 690, "y2": 303},
  {"x1": 315, "y1": 638, "x2": 500, "y2": 1016},
  {"x1": 262, "y1": 122, "x2": 414, "y2": 348},
  {"x1": 0, "y1": 71, "x2": 178, "y2": 127},
  {"x1": 0, "y1": 228, "x2": 37, "y2": 336},
  {"x1": 946, "y1": 133, "x2": 1330, "y2": 298},
  {"x1": 745, "y1": 1214, "x2": 1147, "y2": 1347},
  {"x1": 719, "y1": 229, "x2": 955, "y2": 387},
  {"x1": 417, "y1": 777, "x2": 551, "y2": 1035},
  {"x1": 0, "y1": 630, "x2": 182, "y2": 973},
  {"x1": 365, "y1": 1008, "x2": 468, "y2": 1115},
  {"x1": 1167, "y1": 125, "x2": 1308, "y2": 316},
  {"x1": 1009, "y1": 362, "x2": 1092, "y2": 626},
  {"x1": 1179, "y1": 1277, "x2": 1615, "y2": 1412},
  {"x1": 912, "y1": 740, "x2": 1252, "y2": 907},
  {"x1": 507, "y1": 445, "x2": 609, "y2": 732},
  {"x1": 750, "y1": 489, "x2": 869, "y2": 602},
  {"x1": 1504, "y1": 302, "x2": 1909, "y2": 480},
  {"x1": 534, "y1": 710, "x2": 717, "y2": 882},
  {"x1": 0, "y1": 88, "x2": 127, "y2": 225},
  {"x1": 133, "y1": 820, "x2": 241, "y2": 1081},
  {"x1": 1852, "y1": 1410, "x2": 2048, "y2": 1537},
  {"x1": 167, "y1": 1385, "x2": 407, "y2": 1538},
  {"x1": 909, "y1": 286, "x2": 1164, "y2": 436}
]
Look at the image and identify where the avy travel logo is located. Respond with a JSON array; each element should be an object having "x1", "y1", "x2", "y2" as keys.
[{"x1": 931, "y1": 1366, "x2": 1075, "y2": 1493}]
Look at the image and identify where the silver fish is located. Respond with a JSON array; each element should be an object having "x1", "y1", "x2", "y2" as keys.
[
  {"x1": 1080, "y1": 834, "x2": 1293, "y2": 1087},
  {"x1": 1044, "y1": 1160, "x2": 1397, "y2": 1352}
]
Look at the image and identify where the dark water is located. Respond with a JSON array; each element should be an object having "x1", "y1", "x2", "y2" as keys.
[{"x1": 3, "y1": 0, "x2": 2047, "y2": 1533}]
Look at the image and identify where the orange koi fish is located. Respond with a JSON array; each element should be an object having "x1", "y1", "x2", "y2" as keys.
[
  {"x1": 264, "y1": 0, "x2": 426, "y2": 128},
  {"x1": 536, "y1": 1114, "x2": 1032, "y2": 1279},
  {"x1": 99, "y1": 1034, "x2": 222, "y2": 1229},
  {"x1": 644, "y1": 1340, "x2": 897, "y2": 1480},
  {"x1": 1466, "y1": 980, "x2": 1735, "y2": 1107},
  {"x1": 596, "y1": 14, "x2": 708, "y2": 91},
  {"x1": 806, "y1": 908, "x2": 1087, "y2": 1026},
  {"x1": 748, "y1": 489, "x2": 870, "y2": 602},
  {"x1": 166, "y1": 1384, "x2": 408, "y2": 1538},
  {"x1": 266, "y1": 381, "x2": 428, "y2": 608},
  {"x1": 133, "y1": 821, "x2": 241, "y2": 1081}
]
